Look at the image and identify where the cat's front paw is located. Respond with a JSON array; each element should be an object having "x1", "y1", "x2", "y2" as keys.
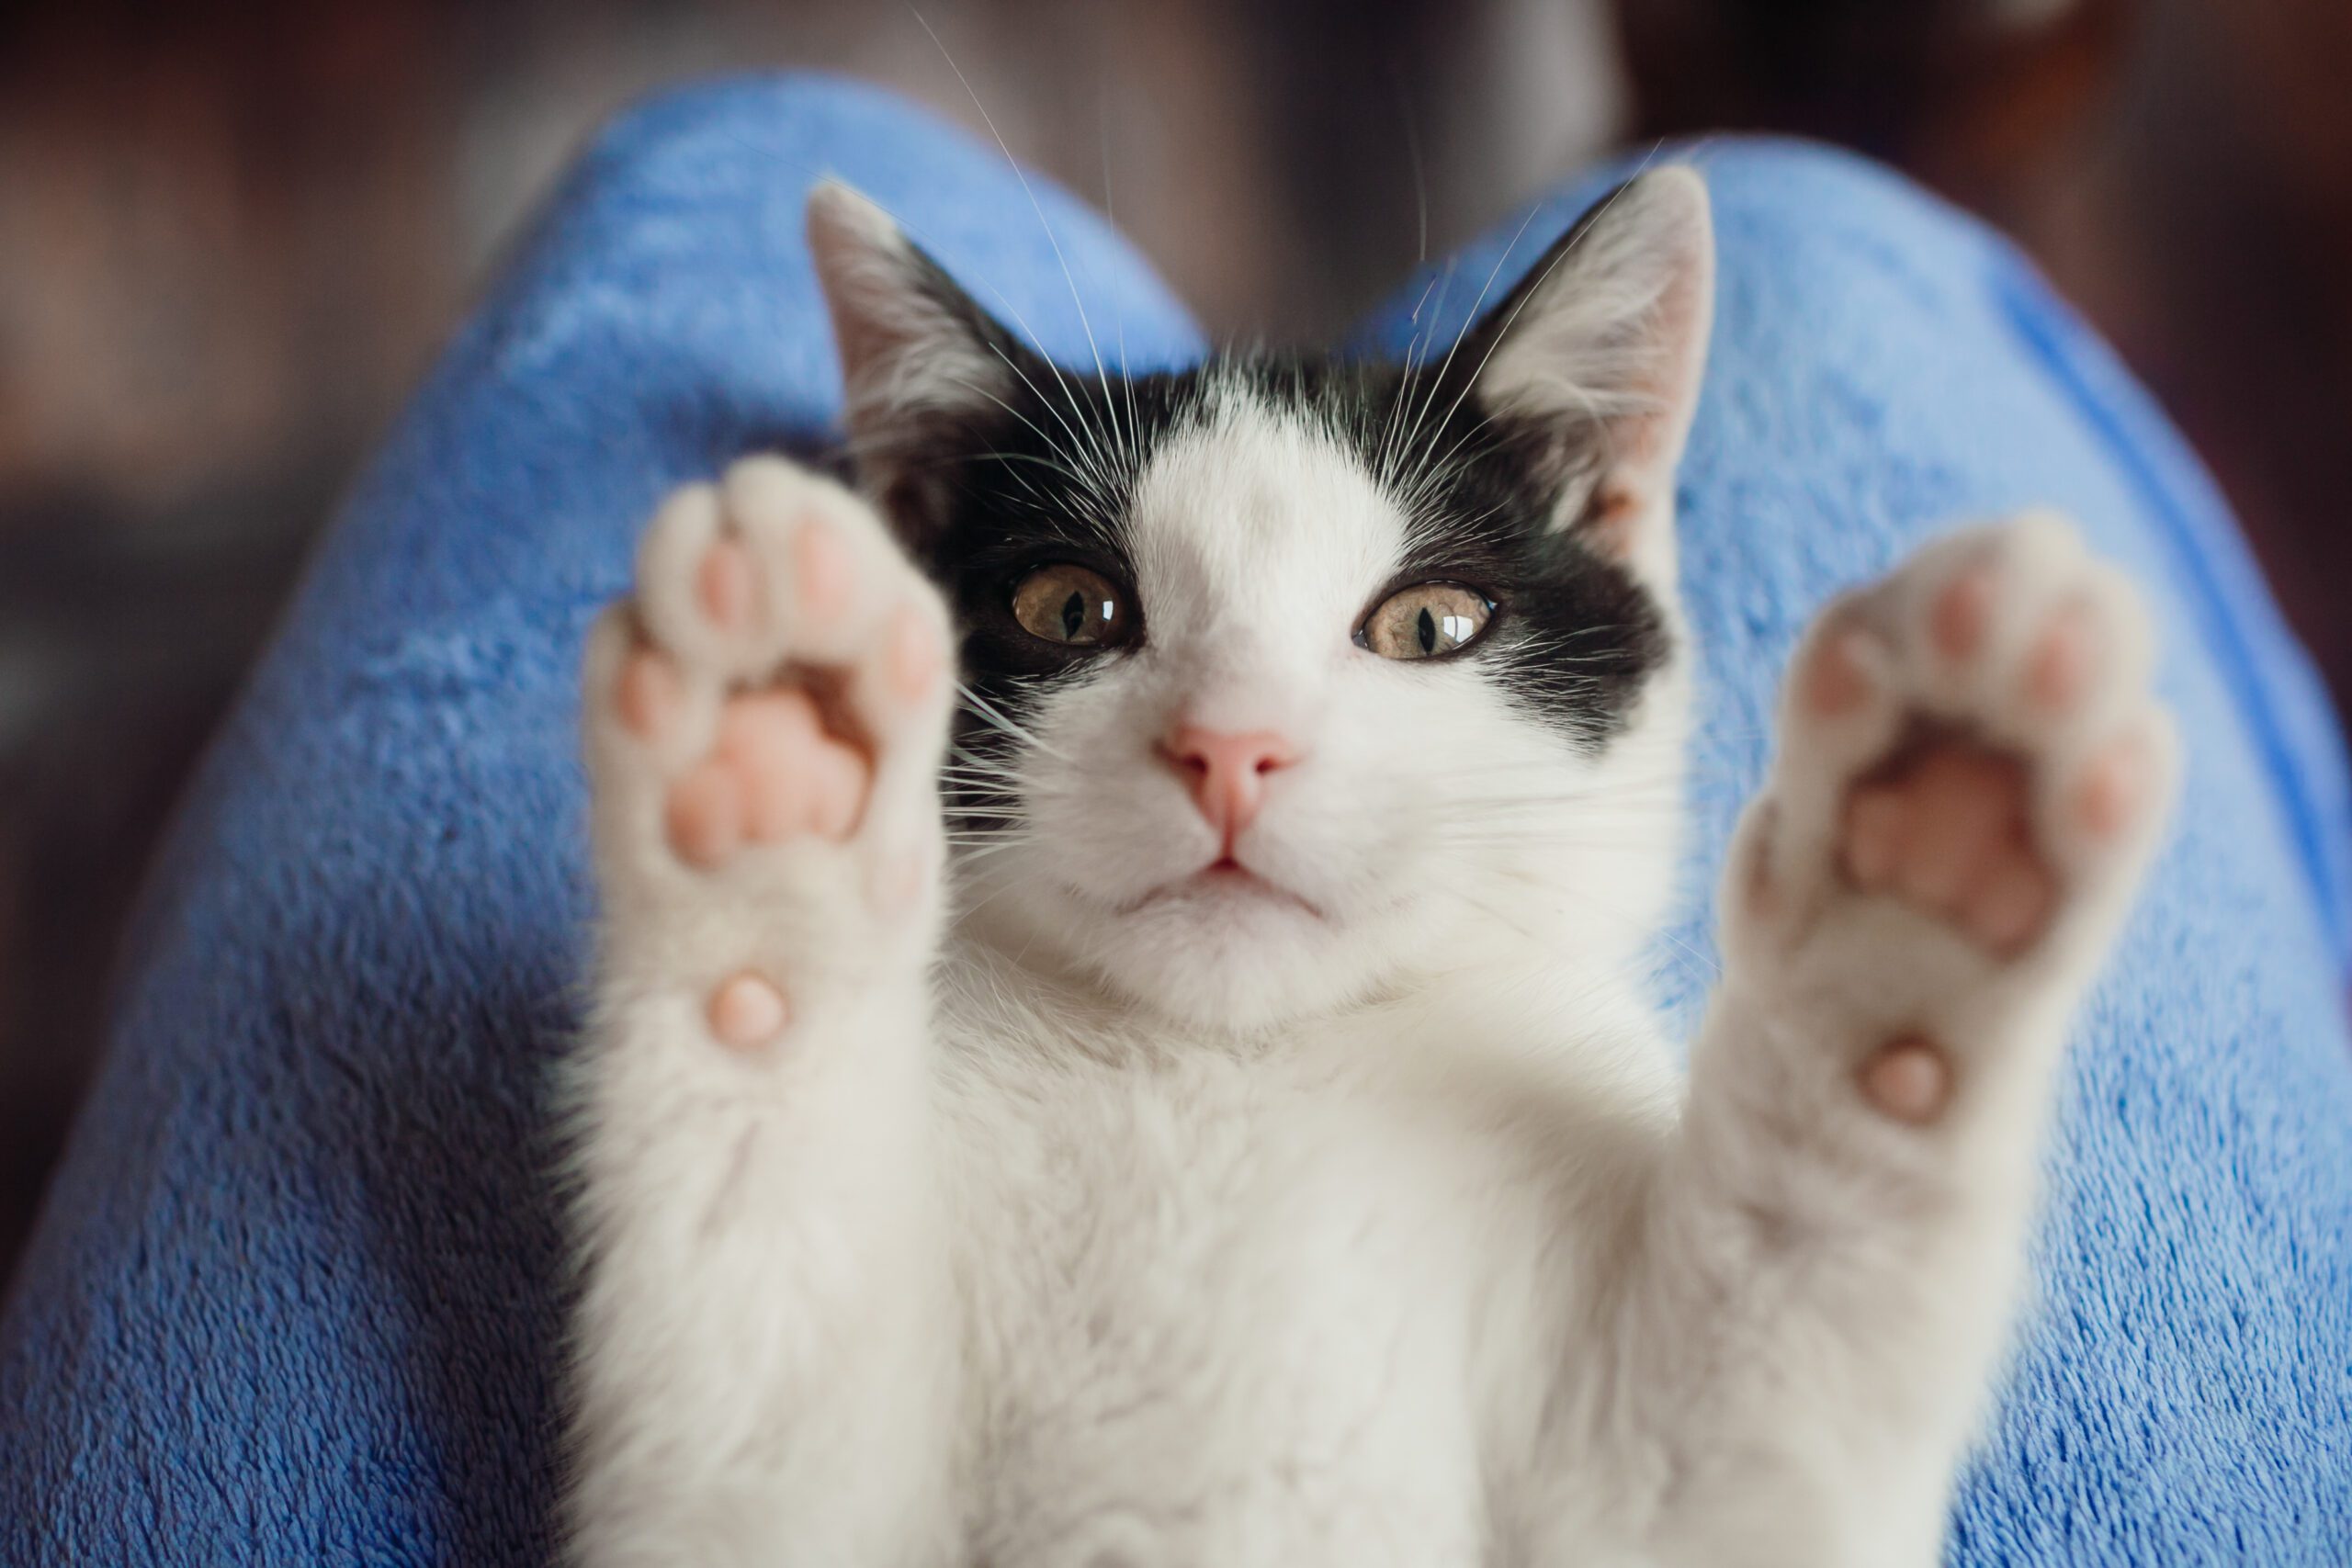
[
  {"x1": 583, "y1": 457, "x2": 954, "y2": 1048},
  {"x1": 1726, "y1": 511, "x2": 2177, "y2": 1123}
]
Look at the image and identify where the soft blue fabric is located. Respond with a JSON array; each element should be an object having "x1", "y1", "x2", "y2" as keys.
[{"x1": 1, "y1": 74, "x2": 2345, "y2": 1566}]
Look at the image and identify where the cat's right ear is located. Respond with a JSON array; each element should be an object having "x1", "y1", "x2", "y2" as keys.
[
  {"x1": 807, "y1": 182, "x2": 1034, "y2": 547},
  {"x1": 1459, "y1": 167, "x2": 1713, "y2": 587}
]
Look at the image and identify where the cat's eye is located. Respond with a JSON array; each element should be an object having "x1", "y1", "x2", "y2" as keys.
[
  {"x1": 1011, "y1": 563, "x2": 1131, "y2": 649},
  {"x1": 1359, "y1": 582, "x2": 1493, "y2": 660}
]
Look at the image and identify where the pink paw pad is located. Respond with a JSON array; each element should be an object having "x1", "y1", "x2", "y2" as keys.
[
  {"x1": 1804, "y1": 628, "x2": 1872, "y2": 719},
  {"x1": 1840, "y1": 742, "x2": 2056, "y2": 953},
  {"x1": 1891, "y1": 749, "x2": 2021, "y2": 908},
  {"x1": 1930, "y1": 567, "x2": 1994, "y2": 663},
  {"x1": 1858, "y1": 1035, "x2": 1952, "y2": 1123},
  {"x1": 616, "y1": 647, "x2": 681, "y2": 740},
  {"x1": 794, "y1": 521, "x2": 854, "y2": 627},
  {"x1": 2070, "y1": 737, "x2": 2144, "y2": 840},
  {"x1": 885, "y1": 605, "x2": 940, "y2": 704},
  {"x1": 1842, "y1": 787, "x2": 1910, "y2": 889},
  {"x1": 707, "y1": 971, "x2": 788, "y2": 1049},
  {"x1": 665, "y1": 760, "x2": 744, "y2": 869},
  {"x1": 2025, "y1": 606, "x2": 2095, "y2": 714},
  {"x1": 1961, "y1": 852, "x2": 2054, "y2": 954},
  {"x1": 714, "y1": 688, "x2": 872, "y2": 843},
  {"x1": 696, "y1": 537, "x2": 761, "y2": 632}
]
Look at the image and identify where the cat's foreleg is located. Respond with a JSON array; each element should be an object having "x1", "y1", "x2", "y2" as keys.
[
  {"x1": 1625, "y1": 514, "x2": 2176, "y2": 1564},
  {"x1": 563, "y1": 458, "x2": 960, "y2": 1566}
]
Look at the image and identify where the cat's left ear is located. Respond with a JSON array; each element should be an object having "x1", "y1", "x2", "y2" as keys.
[
  {"x1": 1463, "y1": 167, "x2": 1713, "y2": 582},
  {"x1": 806, "y1": 181, "x2": 1039, "y2": 549}
]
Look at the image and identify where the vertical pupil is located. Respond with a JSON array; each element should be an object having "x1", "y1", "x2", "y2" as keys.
[
  {"x1": 1060, "y1": 589, "x2": 1087, "y2": 640},
  {"x1": 1416, "y1": 605, "x2": 1437, "y2": 655}
]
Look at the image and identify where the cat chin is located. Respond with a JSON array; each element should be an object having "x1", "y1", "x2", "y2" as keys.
[
  {"x1": 987, "y1": 880, "x2": 1387, "y2": 1033},
  {"x1": 1093, "y1": 937, "x2": 1378, "y2": 1034}
]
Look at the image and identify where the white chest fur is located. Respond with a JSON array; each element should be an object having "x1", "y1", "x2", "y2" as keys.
[{"x1": 933, "y1": 962, "x2": 1677, "y2": 1567}]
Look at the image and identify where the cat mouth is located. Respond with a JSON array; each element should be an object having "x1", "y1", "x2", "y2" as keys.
[{"x1": 1123, "y1": 858, "x2": 1326, "y2": 920}]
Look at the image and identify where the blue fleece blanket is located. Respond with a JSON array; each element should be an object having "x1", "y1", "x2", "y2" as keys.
[{"x1": 2, "y1": 75, "x2": 2346, "y2": 1565}]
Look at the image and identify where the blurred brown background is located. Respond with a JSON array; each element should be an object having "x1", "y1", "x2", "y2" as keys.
[{"x1": 3, "y1": 0, "x2": 2348, "y2": 1286}]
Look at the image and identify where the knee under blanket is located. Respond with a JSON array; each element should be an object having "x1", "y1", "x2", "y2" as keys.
[{"x1": 2, "y1": 74, "x2": 2346, "y2": 1565}]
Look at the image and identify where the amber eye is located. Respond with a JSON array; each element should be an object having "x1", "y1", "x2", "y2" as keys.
[
  {"x1": 1011, "y1": 563, "x2": 1131, "y2": 649},
  {"x1": 1360, "y1": 582, "x2": 1492, "y2": 660}
]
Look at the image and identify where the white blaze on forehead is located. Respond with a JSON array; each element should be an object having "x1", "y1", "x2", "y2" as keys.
[{"x1": 1122, "y1": 387, "x2": 1408, "y2": 686}]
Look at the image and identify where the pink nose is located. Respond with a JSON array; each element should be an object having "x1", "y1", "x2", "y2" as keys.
[{"x1": 1160, "y1": 725, "x2": 1299, "y2": 843}]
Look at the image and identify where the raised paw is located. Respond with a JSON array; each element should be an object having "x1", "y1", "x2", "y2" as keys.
[
  {"x1": 1729, "y1": 512, "x2": 2178, "y2": 1120},
  {"x1": 582, "y1": 457, "x2": 955, "y2": 1046}
]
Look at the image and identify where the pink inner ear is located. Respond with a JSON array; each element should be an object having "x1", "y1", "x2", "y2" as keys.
[
  {"x1": 794, "y1": 521, "x2": 854, "y2": 627},
  {"x1": 1588, "y1": 482, "x2": 1643, "y2": 560}
]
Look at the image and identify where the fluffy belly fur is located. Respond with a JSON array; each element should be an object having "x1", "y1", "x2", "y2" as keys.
[{"x1": 936, "y1": 991, "x2": 1635, "y2": 1568}]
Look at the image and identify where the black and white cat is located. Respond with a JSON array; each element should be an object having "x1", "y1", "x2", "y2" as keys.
[{"x1": 561, "y1": 170, "x2": 2175, "y2": 1565}]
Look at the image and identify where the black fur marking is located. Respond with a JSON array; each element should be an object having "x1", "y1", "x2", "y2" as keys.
[
  {"x1": 1359, "y1": 381, "x2": 1669, "y2": 748},
  {"x1": 921, "y1": 367, "x2": 1185, "y2": 836}
]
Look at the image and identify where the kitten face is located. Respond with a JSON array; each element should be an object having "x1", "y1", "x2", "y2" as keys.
[{"x1": 808, "y1": 175, "x2": 1713, "y2": 1030}]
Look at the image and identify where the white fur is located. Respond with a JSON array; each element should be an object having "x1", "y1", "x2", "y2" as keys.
[{"x1": 560, "y1": 176, "x2": 2174, "y2": 1566}]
